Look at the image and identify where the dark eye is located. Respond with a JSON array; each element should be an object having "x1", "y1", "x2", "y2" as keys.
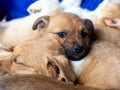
[
  {"x1": 81, "y1": 31, "x2": 88, "y2": 38},
  {"x1": 13, "y1": 58, "x2": 17, "y2": 62},
  {"x1": 56, "y1": 32, "x2": 67, "y2": 38}
]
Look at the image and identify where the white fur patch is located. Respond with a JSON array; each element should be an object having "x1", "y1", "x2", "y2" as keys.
[
  {"x1": 27, "y1": 0, "x2": 60, "y2": 14},
  {"x1": 70, "y1": 59, "x2": 85, "y2": 75}
]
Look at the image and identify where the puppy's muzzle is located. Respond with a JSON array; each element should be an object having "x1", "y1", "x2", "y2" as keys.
[{"x1": 65, "y1": 44, "x2": 89, "y2": 61}]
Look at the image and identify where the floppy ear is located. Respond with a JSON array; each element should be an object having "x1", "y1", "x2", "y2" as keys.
[
  {"x1": 84, "y1": 19, "x2": 94, "y2": 34},
  {"x1": 47, "y1": 60, "x2": 60, "y2": 79},
  {"x1": 45, "y1": 55, "x2": 76, "y2": 83},
  {"x1": 32, "y1": 16, "x2": 50, "y2": 30},
  {"x1": 104, "y1": 18, "x2": 120, "y2": 29},
  {"x1": 53, "y1": 55, "x2": 76, "y2": 83}
]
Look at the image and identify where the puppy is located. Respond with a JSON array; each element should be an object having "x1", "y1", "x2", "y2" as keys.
[
  {"x1": 32, "y1": 12, "x2": 94, "y2": 61},
  {"x1": 0, "y1": 37, "x2": 76, "y2": 83},
  {"x1": 0, "y1": 12, "x2": 94, "y2": 82},
  {"x1": 0, "y1": 75, "x2": 98, "y2": 90}
]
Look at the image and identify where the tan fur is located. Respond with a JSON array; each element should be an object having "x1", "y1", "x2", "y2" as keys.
[
  {"x1": 94, "y1": 25, "x2": 120, "y2": 46},
  {"x1": 2, "y1": 12, "x2": 119, "y2": 89},
  {"x1": 0, "y1": 37, "x2": 76, "y2": 83},
  {"x1": 71, "y1": 26, "x2": 120, "y2": 89},
  {"x1": 0, "y1": 75, "x2": 99, "y2": 90},
  {"x1": 0, "y1": 12, "x2": 95, "y2": 88},
  {"x1": 76, "y1": 41, "x2": 120, "y2": 89}
]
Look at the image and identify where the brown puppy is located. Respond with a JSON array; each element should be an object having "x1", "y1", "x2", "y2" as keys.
[
  {"x1": 32, "y1": 12, "x2": 94, "y2": 61},
  {"x1": 1, "y1": 12, "x2": 94, "y2": 61},
  {"x1": 0, "y1": 75, "x2": 99, "y2": 90},
  {"x1": 0, "y1": 12, "x2": 94, "y2": 82}
]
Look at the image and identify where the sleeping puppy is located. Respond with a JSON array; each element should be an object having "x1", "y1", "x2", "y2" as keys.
[{"x1": 0, "y1": 37, "x2": 75, "y2": 83}]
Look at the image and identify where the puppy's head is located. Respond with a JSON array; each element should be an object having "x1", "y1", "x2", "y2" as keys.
[
  {"x1": 33, "y1": 12, "x2": 94, "y2": 60},
  {"x1": 33, "y1": 12, "x2": 94, "y2": 61}
]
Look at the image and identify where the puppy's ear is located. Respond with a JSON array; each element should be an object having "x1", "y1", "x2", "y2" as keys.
[
  {"x1": 84, "y1": 19, "x2": 94, "y2": 34},
  {"x1": 47, "y1": 61, "x2": 60, "y2": 79},
  {"x1": 32, "y1": 16, "x2": 50, "y2": 30},
  {"x1": 104, "y1": 18, "x2": 120, "y2": 29},
  {"x1": 44, "y1": 55, "x2": 75, "y2": 83}
]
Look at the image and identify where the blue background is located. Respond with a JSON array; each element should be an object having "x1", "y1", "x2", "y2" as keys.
[{"x1": 0, "y1": 0, "x2": 103, "y2": 21}]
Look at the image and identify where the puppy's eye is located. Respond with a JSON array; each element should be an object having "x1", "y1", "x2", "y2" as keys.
[
  {"x1": 81, "y1": 31, "x2": 88, "y2": 38},
  {"x1": 13, "y1": 58, "x2": 17, "y2": 62},
  {"x1": 56, "y1": 32, "x2": 67, "y2": 38}
]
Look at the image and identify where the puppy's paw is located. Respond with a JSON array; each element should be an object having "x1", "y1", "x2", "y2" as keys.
[
  {"x1": 27, "y1": 0, "x2": 42, "y2": 14},
  {"x1": 0, "y1": 43, "x2": 13, "y2": 52}
]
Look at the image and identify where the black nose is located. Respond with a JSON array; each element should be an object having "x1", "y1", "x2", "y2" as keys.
[{"x1": 73, "y1": 45, "x2": 84, "y2": 53}]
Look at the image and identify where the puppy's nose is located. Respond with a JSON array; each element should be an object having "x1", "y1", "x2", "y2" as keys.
[{"x1": 73, "y1": 45, "x2": 84, "y2": 53}]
